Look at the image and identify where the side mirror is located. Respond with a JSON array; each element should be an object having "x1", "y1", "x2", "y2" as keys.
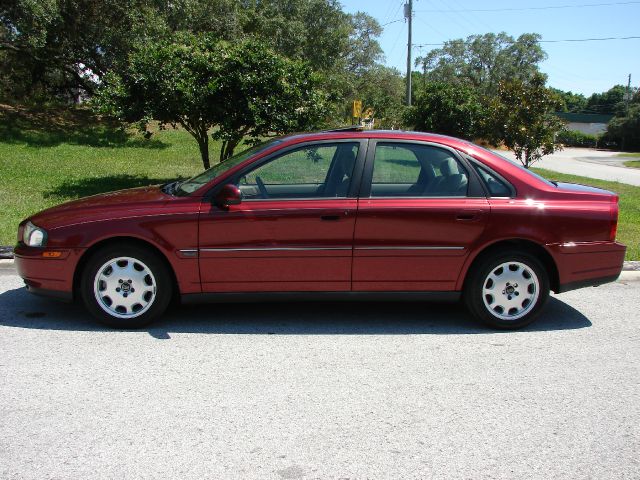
[{"x1": 214, "y1": 184, "x2": 242, "y2": 208}]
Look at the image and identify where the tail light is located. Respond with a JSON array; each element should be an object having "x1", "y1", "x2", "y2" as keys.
[{"x1": 609, "y1": 194, "x2": 619, "y2": 242}]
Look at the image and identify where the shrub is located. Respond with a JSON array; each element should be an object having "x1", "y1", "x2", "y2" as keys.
[{"x1": 556, "y1": 130, "x2": 600, "y2": 148}]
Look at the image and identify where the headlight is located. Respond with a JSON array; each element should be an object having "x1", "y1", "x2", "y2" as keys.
[{"x1": 23, "y1": 221, "x2": 47, "y2": 247}]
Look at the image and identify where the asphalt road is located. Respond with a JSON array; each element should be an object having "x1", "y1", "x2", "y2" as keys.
[
  {"x1": 1, "y1": 267, "x2": 639, "y2": 480},
  {"x1": 496, "y1": 148, "x2": 640, "y2": 186}
]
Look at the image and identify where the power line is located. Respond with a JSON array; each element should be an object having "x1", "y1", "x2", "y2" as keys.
[
  {"x1": 380, "y1": 18, "x2": 404, "y2": 28},
  {"x1": 386, "y1": 1, "x2": 405, "y2": 25},
  {"x1": 414, "y1": 1, "x2": 640, "y2": 13},
  {"x1": 414, "y1": 35, "x2": 640, "y2": 47},
  {"x1": 541, "y1": 35, "x2": 640, "y2": 43}
]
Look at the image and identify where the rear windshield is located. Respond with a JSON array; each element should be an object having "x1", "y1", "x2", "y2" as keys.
[{"x1": 471, "y1": 146, "x2": 556, "y2": 187}]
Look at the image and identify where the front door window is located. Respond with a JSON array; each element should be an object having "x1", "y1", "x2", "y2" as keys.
[{"x1": 237, "y1": 143, "x2": 359, "y2": 199}]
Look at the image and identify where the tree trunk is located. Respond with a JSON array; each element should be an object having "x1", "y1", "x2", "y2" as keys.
[
  {"x1": 197, "y1": 134, "x2": 210, "y2": 170},
  {"x1": 220, "y1": 138, "x2": 240, "y2": 163}
]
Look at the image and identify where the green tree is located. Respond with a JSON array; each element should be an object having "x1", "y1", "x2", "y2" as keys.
[
  {"x1": 0, "y1": 0, "x2": 166, "y2": 99},
  {"x1": 239, "y1": 0, "x2": 352, "y2": 73},
  {"x1": 356, "y1": 66, "x2": 405, "y2": 129},
  {"x1": 551, "y1": 88, "x2": 588, "y2": 113},
  {"x1": 486, "y1": 74, "x2": 565, "y2": 168},
  {"x1": 1, "y1": 0, "x2": 377, "y2": 106},
  {"x1": 415, "y1": 32, "x2": 546, "y2": 96},
  {"x1": 605, "y1": 92, "x2": 640, "y2": 151},
  {"x1": 585, "y1": 85, "x2": 627, "y2": 115},
  {"x1": 403, "y1": 82, "x2": 484, "y2": 138},
  {"x1": 95, "y1": 34, "x2": 328, "y2": 169}
]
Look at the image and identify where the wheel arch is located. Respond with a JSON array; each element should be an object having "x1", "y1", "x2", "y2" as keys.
[
  {"x1": 460, "y1": 238, "x2": 560, "y2": 293},
  {"x1": 73, "y1": 236, "x2": 179, "y2": 301}
]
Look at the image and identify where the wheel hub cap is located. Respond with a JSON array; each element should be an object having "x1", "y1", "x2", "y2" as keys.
[
  {"x1": 93, "y1": 257, "x2": 156, "y2": 319},
  {"x1": 482, "y1": 261, "x2": 540, "y2": 321}
]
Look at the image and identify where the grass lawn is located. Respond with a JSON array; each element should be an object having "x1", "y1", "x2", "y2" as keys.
[
  {"x1": 1, "y1": 106, "x2": 638, "y2": 259},
  {"x1": 618, "y1": 152, "x2": 640, "y2": 168},
  {"x1": 0, "y1": 106, "x2": 211, "y2": 245}
]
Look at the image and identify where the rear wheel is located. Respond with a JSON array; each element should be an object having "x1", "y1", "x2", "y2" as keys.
[
  {"x1": 464, "y1": 250, "x2": 549, "y2": 329},
  {"x1": 80, "y1": 244, "x2": 172, "y2": 328}
]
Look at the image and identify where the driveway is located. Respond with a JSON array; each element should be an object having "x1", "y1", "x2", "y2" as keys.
[
  {"x1": 1, "y1": 268, "x2": 639, "y2": 479},
  {"x1": 497, "y1": 148, "x2": 640, "y2": 186}
]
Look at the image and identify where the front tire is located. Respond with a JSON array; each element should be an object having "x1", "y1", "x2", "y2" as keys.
[
  {"x1": 464, "y1": 250, "x2": 550, "y2": 329},
  {"x1": 80, "y1": 244, "x2": 172, "y2": 328}
]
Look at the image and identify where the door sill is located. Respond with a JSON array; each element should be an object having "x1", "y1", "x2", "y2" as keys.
[{"x1": 181, "y1": 291, "x2": 461, "y2": 304}]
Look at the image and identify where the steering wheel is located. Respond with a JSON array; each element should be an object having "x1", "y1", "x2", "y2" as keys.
[{"x1": 255, "y1": 176, "x2": 269, "y2": 199}]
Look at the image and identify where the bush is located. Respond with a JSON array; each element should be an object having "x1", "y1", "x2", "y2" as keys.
[
  {"x1": 605, "y1": 105, "x2": 640, "y2": 151},
  {"x1": 556, "y1": 130, "x2": 600, "y2": 148}
]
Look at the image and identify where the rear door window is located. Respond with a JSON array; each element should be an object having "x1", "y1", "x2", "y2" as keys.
[{"x1": 371, "y1": 143, "x2": 469, "y2": 197}]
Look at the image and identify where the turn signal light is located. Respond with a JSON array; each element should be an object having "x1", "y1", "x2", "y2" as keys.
[{"x1": 42, "y1": 251, "x2": 62, "y2": 258}]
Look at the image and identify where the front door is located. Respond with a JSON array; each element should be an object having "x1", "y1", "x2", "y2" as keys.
[
  {"x1": 198, "y1": 140, "x2": 366, "y2": 292},
  {"x1": 353, "y1": 140, "x2": 490, "y2": 291}
]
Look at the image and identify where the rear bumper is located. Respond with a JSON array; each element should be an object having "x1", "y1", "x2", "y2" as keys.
[
  {"x1": 14, "y1": 244, "x2": 83, "y2": 300},
  {"x1": 548, "y1": 241, "x2": 626, "y2": 293}
]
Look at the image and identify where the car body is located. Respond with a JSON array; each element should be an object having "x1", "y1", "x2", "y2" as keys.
[{"x1": 15, "y1": 129, "x2": 626, "y2": 329}]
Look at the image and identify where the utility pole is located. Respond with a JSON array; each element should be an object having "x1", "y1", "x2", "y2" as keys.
[
  {"x1": 626, "y1": 73, "x2": 632, "y2": 113},
  {"x1": 405, "y1": 0, "x2": 413, "y2": 106},
  {"x1": 622, "y1": 73, "x2": 632, "y2": 152}
]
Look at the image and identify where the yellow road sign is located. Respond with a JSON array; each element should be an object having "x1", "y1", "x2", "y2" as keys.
[{"x1": 352, "y1": 100, "x2": 362, "y2": 118}]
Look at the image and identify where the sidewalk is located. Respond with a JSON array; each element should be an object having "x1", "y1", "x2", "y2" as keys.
[{"x1": 496, "y1": 148, "x2": 640, "y2": 186}]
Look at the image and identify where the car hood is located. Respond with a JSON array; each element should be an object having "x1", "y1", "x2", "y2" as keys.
[{"x1": 30, "y1": 185, "x2": 174, "y2": 230}]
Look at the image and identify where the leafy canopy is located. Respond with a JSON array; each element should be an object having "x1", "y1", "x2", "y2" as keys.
[
  {"x1": 403, "y1": 82, "x2": 484, "y2": 139},
  {"x1": 605, "y1": 91, "x2": 640, "y2": 150},
  {"x1": 415, "y1": 32, "x2": 546, "y2": 96},
  {"x1": 95, "y1": 34, "x2": 328, "y2": 169}
]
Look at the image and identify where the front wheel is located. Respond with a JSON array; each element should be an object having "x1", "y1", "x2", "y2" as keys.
[
  {"x1": 80, "y1": 244, "x2": 172, "y2": 328},
  {"x1": 464, "y1": 251, "x2": 550, "y2": 329}
]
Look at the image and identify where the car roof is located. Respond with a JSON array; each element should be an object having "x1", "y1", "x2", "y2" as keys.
[{"x1": 279, "y1": 129, "x2": 474, "y2": 152}]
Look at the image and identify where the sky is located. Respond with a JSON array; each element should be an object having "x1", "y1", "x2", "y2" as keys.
[{"x1": 339, "y1": 0, "x2": 640, "y2": 96}]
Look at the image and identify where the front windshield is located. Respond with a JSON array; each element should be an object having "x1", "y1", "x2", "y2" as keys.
[{"x1": 175, "y1": 139, "x2": 282, "y2": 195}]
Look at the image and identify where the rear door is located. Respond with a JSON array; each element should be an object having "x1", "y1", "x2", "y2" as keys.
[
  {"x1": 198, "y1": 139, "x2": 367, "y2": 292},
  {"x1": 352, "y1": 140, "x2": 490, "y2": 291}
]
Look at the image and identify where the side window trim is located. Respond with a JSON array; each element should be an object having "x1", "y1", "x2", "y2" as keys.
[
  {"x1": 360, "y1": 139, "x2": 485, "y2": 199},
  {"x1": 208, "y1": 138, "x2": 369, "y2": 201},
  {"x1": 466, "y1": 156, "x2": 517, "y2": 198}
]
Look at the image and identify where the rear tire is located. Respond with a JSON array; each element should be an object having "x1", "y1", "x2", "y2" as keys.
[
  {"x1": 464, "y1": 250, "x2": 549, "y2": 329},
  {"x1": 80, "y1": 244, "x2": 172, "y2": 329}
]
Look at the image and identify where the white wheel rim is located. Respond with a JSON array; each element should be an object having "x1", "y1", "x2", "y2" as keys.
[
  {"x1": 93, "y1": 257, "x2": 157, "y2": 319},
  {"x1": 482, "y1": 261, "x2": 540, "y2": 321}
]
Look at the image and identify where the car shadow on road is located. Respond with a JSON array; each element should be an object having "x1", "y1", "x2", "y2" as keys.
[{"x1": 0, "y1": 287, "x2": 592, "y2": 337}]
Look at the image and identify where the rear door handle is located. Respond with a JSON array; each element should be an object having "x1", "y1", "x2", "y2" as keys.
[
  {"x1": 456, "y1": 210, "x2": 482, "y2": 221},
  {"x1": 320, "y1": 215, "x2": 341, "y2": 221}
]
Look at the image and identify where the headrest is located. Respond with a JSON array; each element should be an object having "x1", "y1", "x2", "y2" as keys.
[{"x1": 440, "y1": 157, "x2": 459, "y2": 176}]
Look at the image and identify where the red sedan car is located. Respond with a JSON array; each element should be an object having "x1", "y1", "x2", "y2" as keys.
[{"x1": 15, "y1": 129, "x2": 625, "y2": 329}]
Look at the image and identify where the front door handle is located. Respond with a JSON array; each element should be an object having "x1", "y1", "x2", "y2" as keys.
[{"x1": 320, "y1": 215, "x2": 341, "y2": 221}]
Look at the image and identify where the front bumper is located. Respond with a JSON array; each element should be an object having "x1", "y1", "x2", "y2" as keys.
[
  {"x1": 548, "y1": 241, "x2": 626, "y2": 293},
  {"x1": 14, "y1": 244, "x2": 84, "y2": 300}
]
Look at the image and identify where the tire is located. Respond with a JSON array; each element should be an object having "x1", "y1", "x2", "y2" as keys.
[
  {"x1": 80, "y1": 244, "x2": 173, "y2": 328},
  {"x1": 463, "y1": 250, "x2": 550, "y2": 330}
]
